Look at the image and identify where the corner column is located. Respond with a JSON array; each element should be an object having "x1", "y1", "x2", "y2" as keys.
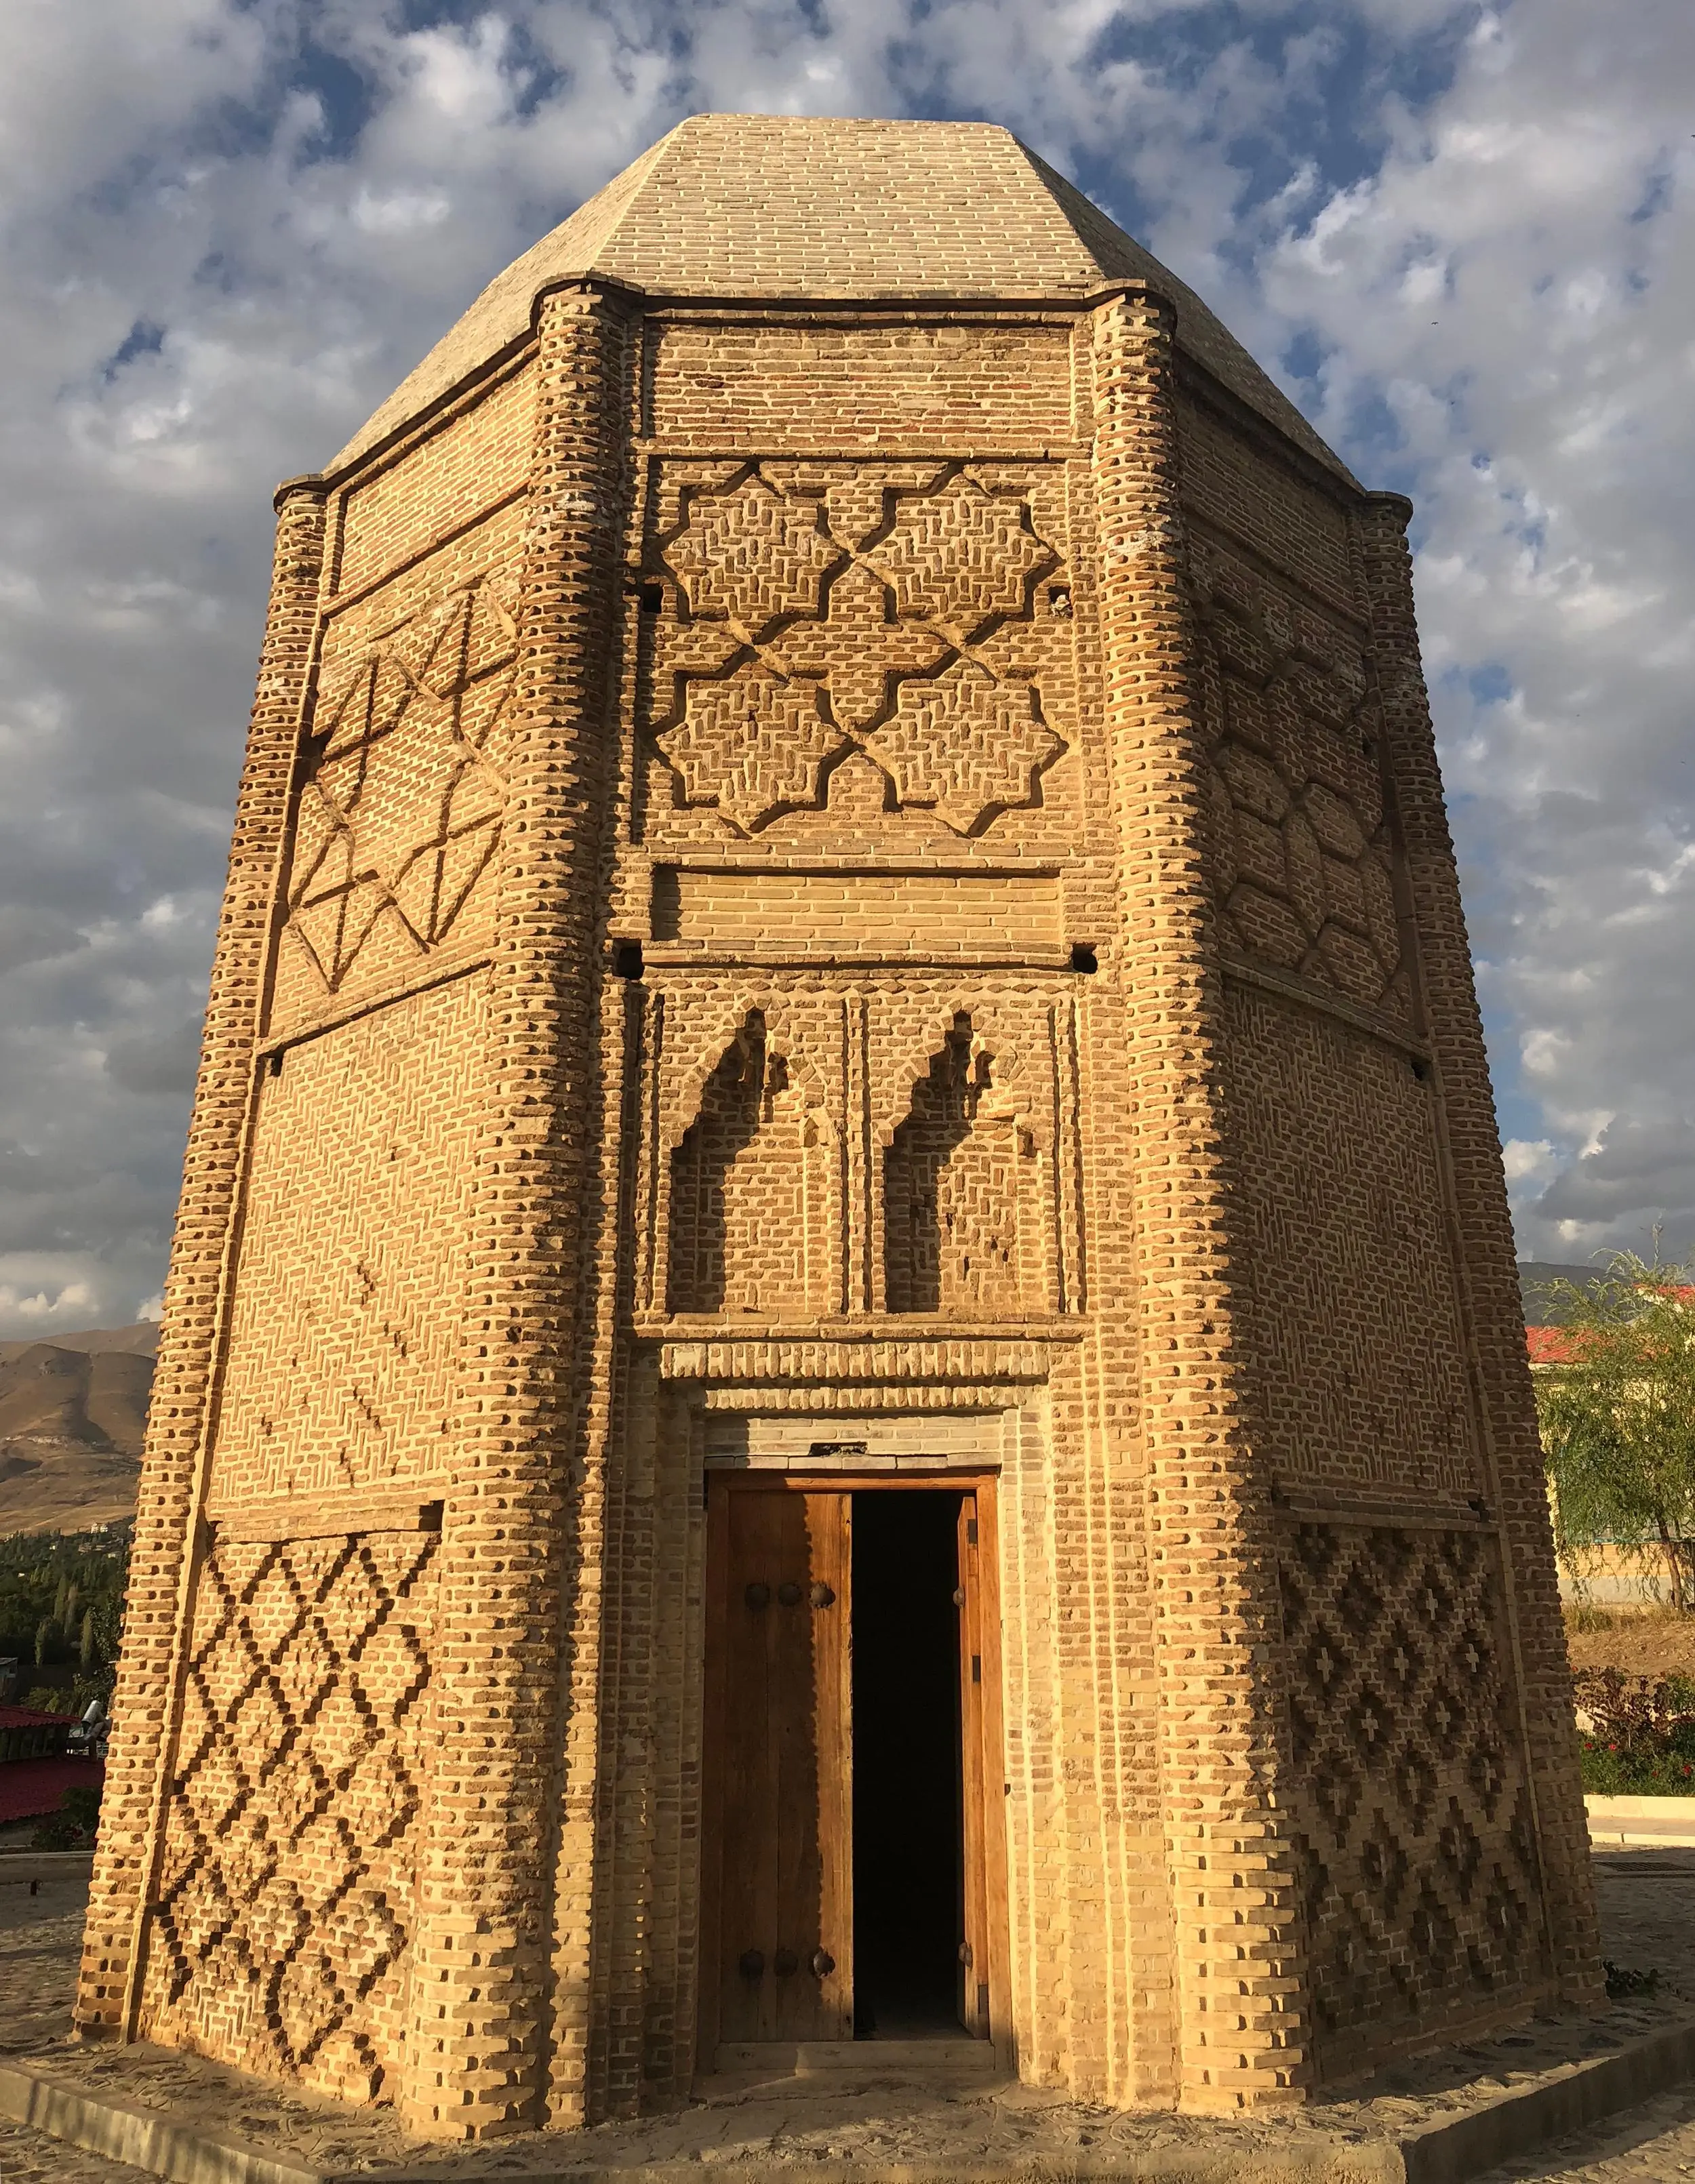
[
  {"x1": 401, "y1": 282, "x2": 631, "y2": 2138},
  {"x1": 77, "y1": 479, "x2": 328, "y2": 2038},
  {"x1": 1089, "y1": 288, "x2": 1307, "y2": 2111},
  {"x1": 1352, "y1": 494, "x2": 1603, "y2": 2006}
]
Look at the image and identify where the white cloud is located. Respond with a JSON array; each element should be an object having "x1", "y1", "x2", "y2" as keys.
[
  {"x1": 1240, "y1": 0, "x2": 1695, "y2": 1259},
  {"x1": 0, "y1": 1277, "x2": 98, "y2": 1328},
  {"x1": 0, "y1": 0, "x2": 1689, "y2": 1331}
]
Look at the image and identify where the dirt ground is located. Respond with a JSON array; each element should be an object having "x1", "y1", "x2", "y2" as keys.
[{"x1": 1565, "y1": 1606, "x2": 1695, "y2": 1683}]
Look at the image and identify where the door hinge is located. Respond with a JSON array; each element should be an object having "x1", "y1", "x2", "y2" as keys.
[
  {"x1": 972, "y1": 1653, "x2": 981, "y2": 1683},
  {"x1": 966, "y1": 1518, "x2": 978, "y2": 1545}
]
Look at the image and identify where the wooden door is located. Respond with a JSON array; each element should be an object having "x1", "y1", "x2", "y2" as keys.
[
  {"x1": 956, "y1": 1493, "x2": 992, "y2": 2036},
  {"x1": 707, "y1": 1486, "x2": 852, "y2": 2043}
]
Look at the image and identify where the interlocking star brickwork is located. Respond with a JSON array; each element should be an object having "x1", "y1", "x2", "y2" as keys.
[
  {"x1": 648, "y1": 463, "x2": 1069, "y2": 835},
  {"x1": 1191, "y1": 534, "x2": 1408, "y2": 1020},
  {"x1": 287, "y1": 574, "x2": 517, "y2": 991}
]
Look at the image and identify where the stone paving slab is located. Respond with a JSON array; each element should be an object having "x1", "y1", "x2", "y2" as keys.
[
  {"x1": 1475, "y1": 2078, "x2": 1695, "y2": 2181},
  {"x1": 0, "y1": 2115, "x2": 150, "y2": 2181}
]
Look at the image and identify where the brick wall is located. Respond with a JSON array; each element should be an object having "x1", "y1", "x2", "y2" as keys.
[{"x1": 83, "y1": 241, "x2": 1597, "y2": 2132}]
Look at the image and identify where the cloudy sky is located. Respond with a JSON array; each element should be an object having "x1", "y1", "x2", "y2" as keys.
[{"x1": 0, "y1": 0, "x2": 1690, "y2": 1335}]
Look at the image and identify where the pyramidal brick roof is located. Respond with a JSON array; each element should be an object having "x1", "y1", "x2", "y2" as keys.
[{"x1": 331, "y1": 114, "x2": 1353, "y2": 482}]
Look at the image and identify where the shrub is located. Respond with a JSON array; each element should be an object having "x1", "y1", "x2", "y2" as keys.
[
  {"x1": 1576, "y1": 1667, "x2": 1695, "y2": 1794},
  {"x1": 28, "y1": 1779, "x2": 102, "y2": 1852}
]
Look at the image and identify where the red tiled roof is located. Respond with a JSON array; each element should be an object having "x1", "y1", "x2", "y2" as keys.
[
  {"x1": 1526, "y1": 1284, "x2": 1695, "y2": 1365},
  {"x1": 0, "y1": 1705, "x2": 75, "y2": 1730},
  {"x1": 0, "y1": 1756, "x2": 102, "y2": 1825}
]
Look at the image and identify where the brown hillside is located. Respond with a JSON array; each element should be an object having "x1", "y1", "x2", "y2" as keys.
[
  {"x1": 0, "y1": 1335, "x2": 154, "y2": 1535},
  {"x1": 0, "y1": 1320, "x2": 159, "y2": 1364}
]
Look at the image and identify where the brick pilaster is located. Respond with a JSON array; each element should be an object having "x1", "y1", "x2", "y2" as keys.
[
  {"x1": 400, "y1": 283, "x2": 631, "y2": 2138},
  {"x1": 1352, "y1": 493, "x2": 1603, "y2": 2007},
  {"x1": 1090, "y1": 289, "x2": 1307, "y2": 2112},
  {"x1": 75, "y1": 479, "x2": 328, "y2": 2039}
]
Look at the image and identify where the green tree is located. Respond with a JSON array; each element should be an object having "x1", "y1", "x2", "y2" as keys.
[{"x1": 1536, "y1": 1253, "x2": 1695, "y2": 1612}]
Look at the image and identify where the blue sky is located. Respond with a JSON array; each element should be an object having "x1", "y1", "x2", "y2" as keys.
[{"x1": 0, "y1": 0, "x2": 1691, "y2": 1333}]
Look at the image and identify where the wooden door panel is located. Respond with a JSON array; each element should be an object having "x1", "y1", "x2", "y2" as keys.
[
  {"x1": 957, "y1": 1493, "x2": 991, "y2": 2037},
  {"x1": 715, "y1": 1488, "x2": 852, "y2": 2042}
]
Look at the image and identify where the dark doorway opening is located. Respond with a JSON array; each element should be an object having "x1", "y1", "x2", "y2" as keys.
[{"x1": 850, "y1": 1490, "x2": 963, "y2": 2039}]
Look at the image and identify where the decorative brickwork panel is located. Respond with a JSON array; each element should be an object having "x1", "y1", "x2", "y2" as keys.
[
  {"x1": 885, "y1": 1015, "x2": 1031, "y2": 1315},
  {"x1": 210, "y1": 979, "x2": 485, "y2": 1508},
  {"x1": 1280, "y1": 1523, "x2": 1547, "y2": 2076},
  {"x1": 274, "y1": 563, "x2": 517, "y2": 1031},
  {"x1": 668, "y1": 1011, "x2": 839, "y2": 1315},
  {"x1": 1190, "y1": 534, "x2": 1408, "y2": 1022},
  {"x1": 643, "y1": 979, "x2": 1073, "y2": 1323},
  {"x1": 1219, "y1": 982, "x2": 1478, "y2": 1495},
  {"x1": 644, "y1": 460, "x2": 1073, "y2": 838},
  {"x1": 139, "y1": 1529, "x2": 437, "y2": 2103}
]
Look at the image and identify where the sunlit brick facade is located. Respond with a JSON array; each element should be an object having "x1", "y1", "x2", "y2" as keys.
[{"x1": 80, "y1": 115, "x2": 1599, "y2": 2139}]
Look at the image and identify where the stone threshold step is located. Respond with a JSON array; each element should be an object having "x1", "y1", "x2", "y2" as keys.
[
  {"x1": 712, "y1": 2037, "x2": 999, "y2": 2076},
  {"x1": 5, "y1": 2017, "x2": 1695, "y2": 2184}
]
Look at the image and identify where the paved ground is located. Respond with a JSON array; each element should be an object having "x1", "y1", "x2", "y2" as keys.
[
  {"x1": 1, "y1": 1853, "x2": 1694, "y2": 2181},
  {"x1": 0, "y1": 1874, "x2": 145, "y2": 2177},
  {"x1": 1479, "y1": 2086, "x2": 1695, "y2": 2180}
]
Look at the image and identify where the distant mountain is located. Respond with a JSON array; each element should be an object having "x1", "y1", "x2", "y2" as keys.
[
  {"x1": 0, "y1": 1321, "x2": 159, "y2": 1364},
  {"x1": 0, "y1": 1274, "x2": 1648, "y2": 1535},
  {"x1": 0, "y1": 1333, "x2": 155, "y2": 1535},
  {"x1": 1519, "y1": 1261, "x2": 1618, "y2": 1327}
]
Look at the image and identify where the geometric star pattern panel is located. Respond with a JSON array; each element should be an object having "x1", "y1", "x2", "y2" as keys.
[
  {"x1": 648, "y1": 460, "x2": 1071, "y2": 836},
  {"x1": 1281, "y1": 1524, "x2": 1547, "y2": 2074},
  {"x1": 285, "y1": 572, "x2": 517, "y2": 999},
  {"x1": 1191, "y1": 534, "x2": 1410, "y2": 1022},
  {"x1": 139, "y1": 1530, "x2": 437, "y2": 2104}
]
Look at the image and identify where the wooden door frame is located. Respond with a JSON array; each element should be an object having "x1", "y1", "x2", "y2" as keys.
[{"x1": 698, "y1": 1468, "x2": 1012, "y2": 2074}]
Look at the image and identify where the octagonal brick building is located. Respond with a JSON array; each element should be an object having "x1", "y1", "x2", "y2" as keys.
[{"x1": 79, "y1": 115, "x2": 1599, "y2": 2137}]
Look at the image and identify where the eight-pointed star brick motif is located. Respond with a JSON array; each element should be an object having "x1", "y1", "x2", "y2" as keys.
[
  {"x1": 663, "y1": 474, "x2": 844, "y2": 636},
  {"x1": 869, "y1": 479, "x2": 1057, "y2": 634},
  {"x1": 286, "y1": 578, "x2": 516, "y2": 991},
  {"x1": 652, "y1": 463, "x2": 1069, "y2": 836},
  {"x1": 661, "y1": 677, "x2": 845, "y2": 833},
  {"x1": 862, "y1": 672, "x2": 1062, "y2": 836}
]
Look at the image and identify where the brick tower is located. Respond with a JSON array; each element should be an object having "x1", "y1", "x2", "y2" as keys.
[{"x1": 79, "y1": 116, "x2": 1599, "y2": 2136}]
